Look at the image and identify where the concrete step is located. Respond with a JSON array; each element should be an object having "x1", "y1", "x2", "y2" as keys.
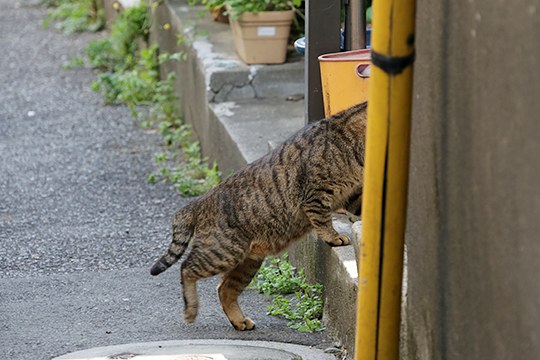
[
  {"x1": 151, "y1": 0, "x2": 306, "y2": 173},
  {"x1": 208, "y1": 98, "x2": 305, "y2": 173}
]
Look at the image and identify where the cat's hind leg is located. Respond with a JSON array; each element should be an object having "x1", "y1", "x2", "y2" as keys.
[
  {"x1": 217, "y1": 256, "x2": 263, "y2": 330},
  {"x1": 180, "y1": 262, "x2": 200, "y2": 323},
  {"x1": 180, "y1": 241, "x2": 246, "y2": 323}
]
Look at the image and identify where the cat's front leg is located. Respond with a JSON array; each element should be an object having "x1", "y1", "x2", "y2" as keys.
[
  {"x1": 314, "y1": 222, "x2": 351, "y2": 246},
  {"x1": 302, "y1": 194, "x2": 351, "y2": 247}
]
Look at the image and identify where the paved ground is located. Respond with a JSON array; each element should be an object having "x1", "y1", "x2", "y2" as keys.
[{"x1": 0, "y1": 1, "x2": 334, "y2": 359}]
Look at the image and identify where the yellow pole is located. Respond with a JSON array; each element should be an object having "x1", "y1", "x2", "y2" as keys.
[{"x1": 355, "y1": 0, "x2": 416, "y2": 359}]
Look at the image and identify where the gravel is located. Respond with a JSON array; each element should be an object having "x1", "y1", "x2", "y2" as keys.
[{"x1": 0, "y1": 0, "x2": 184, "y2": 278}]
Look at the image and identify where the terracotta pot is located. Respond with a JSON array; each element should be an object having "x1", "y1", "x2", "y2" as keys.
[{"x1": 229, "y1": 9, "x2": 294, "y2": 65}]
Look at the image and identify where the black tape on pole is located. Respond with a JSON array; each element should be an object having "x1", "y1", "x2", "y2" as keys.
[{"x1": 370, "y1": 50, "x2": 415, "y2": 75}]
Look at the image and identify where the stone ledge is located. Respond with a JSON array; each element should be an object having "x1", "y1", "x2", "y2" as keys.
[{"x1": 153, "y1": 0, "x2": 304, "y2": 105}]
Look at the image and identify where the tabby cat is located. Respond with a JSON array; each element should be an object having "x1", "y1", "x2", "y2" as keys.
[{"x1": 150, "y1": 102, "x2": 367, "y2": 330}]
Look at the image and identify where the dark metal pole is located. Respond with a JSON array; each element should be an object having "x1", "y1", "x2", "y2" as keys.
[
  {"x1": 304, "y1": 0, "x2": 341, "y2": 123},
  {"x1": 349, "y1": 0, "x2": 367, "y2": 50}
]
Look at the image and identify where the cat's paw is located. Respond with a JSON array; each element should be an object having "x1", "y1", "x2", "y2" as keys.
[
  {"x1": 326, "y1": 234, "x2": 351, "y2": 247},
  {"x1": 232, "y1": 317, "x2": 256, "y2": 331},
  {"x1": 184, "y1": 307, "x2": 198, "y2": 323}
]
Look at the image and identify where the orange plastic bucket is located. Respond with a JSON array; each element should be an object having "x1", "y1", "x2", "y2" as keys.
[{"x1": 318, "y1": 49, "x2": 371, "y2": 117}]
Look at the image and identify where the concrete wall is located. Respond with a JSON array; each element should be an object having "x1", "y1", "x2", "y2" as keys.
[
  {"x1": 405, "y1": 0, "x2": 540, "y2": 359},
  {"x1": 102, "y1": 0, "x2": 120, "y2": 27},
  {"x1": 288, "y1": 219, "x2": 359, "y2": 354}
]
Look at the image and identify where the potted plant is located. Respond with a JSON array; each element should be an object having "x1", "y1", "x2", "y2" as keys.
[{"x1": 225, "y1": 0, "x2": 302, "y2": 64}]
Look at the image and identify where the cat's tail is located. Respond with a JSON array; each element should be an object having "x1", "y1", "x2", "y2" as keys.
[{"x1": 150, "y1": 207, "x2": 195, "y2": 276}]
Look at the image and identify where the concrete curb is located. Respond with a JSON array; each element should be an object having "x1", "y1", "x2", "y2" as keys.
[{"x1": 53, "y1": 339, "x2": 336, "y2": 360}]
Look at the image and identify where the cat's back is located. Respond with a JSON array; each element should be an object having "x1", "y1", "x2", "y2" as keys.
[
  {"x1": 275, "y1": 101, "x2": 367, "y2": 180},
  {"x1": 205, "y1": 101, "x2": 367, "y2": 202},
  {"x1": 226, "y1": 105, "x2": 362, "y2": 197}
]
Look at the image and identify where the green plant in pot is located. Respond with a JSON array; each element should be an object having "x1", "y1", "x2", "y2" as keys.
[
  {"x1": 225, "y1": 0, "x2": 302, "y2": 64},
  {"x1": 226, "y1": 0, "x2": 302, "y2": 17}
]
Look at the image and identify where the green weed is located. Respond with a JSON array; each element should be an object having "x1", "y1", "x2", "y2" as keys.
[
  {"x1": 44, "y1": 0, "x2": 103, "y2": 34},
  {"x1": 62, "y1": 55, "x2": 85, "y2": 70},
  {"x1": 90, "y1": 44, "x2": 160, "y2": 110},
  {"x1": 85, "y1": 2, "x2": 150, "y2": 70},
  {"x1": 251, "y1": 254, "x2": 325, "y2": 332},
  {"x1": 89, "y1": 41, "x2": 221, "y2": 197},
  {"x1": 49, "y1": 0, "x2": 220, "y2": 196}
]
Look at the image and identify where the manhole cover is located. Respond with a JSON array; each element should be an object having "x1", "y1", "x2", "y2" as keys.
[
  {"x1": 53, "y1": 340, "x2": 334, "y2": 360},
  {"x1": 108, "y1": 354, "x2": 138, "y2": 360},
  {"x1": 165, "y1": 356, "x2": 222, "y2": 360}
]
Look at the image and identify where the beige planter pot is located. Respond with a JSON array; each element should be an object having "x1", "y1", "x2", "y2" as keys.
[{"x1": 229, "y1": 9, "x2": 295, "y2": 65}]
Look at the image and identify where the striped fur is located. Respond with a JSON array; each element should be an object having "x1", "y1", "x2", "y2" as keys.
[{"x1": 150, "y1": 102, "x2": 367, "y2": 330}]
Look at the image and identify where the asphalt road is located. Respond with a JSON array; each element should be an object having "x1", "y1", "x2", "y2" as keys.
[{"x1": 0, "y1": 1, "x2": 333, "y2": 359}]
